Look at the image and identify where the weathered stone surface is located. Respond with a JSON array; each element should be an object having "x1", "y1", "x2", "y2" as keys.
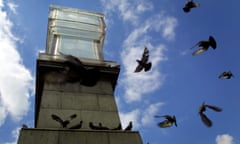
[{"x1": 18, "y1": 128, "x2": 143, "y2": 144}]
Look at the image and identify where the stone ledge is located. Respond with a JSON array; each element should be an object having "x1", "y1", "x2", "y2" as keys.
[{"x1": 18, "y1": 128, "x2": 143, "y2": 144}]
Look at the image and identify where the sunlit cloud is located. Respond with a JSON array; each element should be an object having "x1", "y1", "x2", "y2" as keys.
[
  {"x1": 120, "y1": 109, "x2": 140, "y2": 129},
  {"x1": 216, "y1": 134, "x2": 234, "y2": 144},
  {"x1": 119, "y1": 102, "x2": 164, "y2": 129},
  {"x1": 100, "y1": 0, "x2": 153, "y2": 25},
  {"x1": 141, "y1": 102, "x2": 164, "y2": 125},
  {"x1": 100, "y1": 0, "x2": 177, "y2": 130},
  {"x1": 7, "y1": 2, "x2": 18, "y2": 14},
  {"x1": 120, "y1": 14, "x2": 177, "y2": 103},
  {"x1": 0, "y1": 1, "x2": 33, "y2": 127},
  {"x1": 100, "y1": 0, "x2": 177, "y2": 103},
  {"x1": 4, "y1": 126, "x2": 21, "y2": 144}
]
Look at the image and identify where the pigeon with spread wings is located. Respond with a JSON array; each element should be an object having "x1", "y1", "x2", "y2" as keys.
[
  {"x1": 134, "y1": 47, "x2": 152, "y2": 72},
  {"x1": 154, "y1": 115, "x2": 177, "y2": 128},
  {"x1": 198, "y1": 102, "x2": 222, "y2": 127},
  {"x1": 51, "y1": 114, "x2": 77, "y2": 128},
  {"x1": 183, "y1": 0, "x2": 200, "y2": 13},
  {"x1": 191, "y1": 36, "x2": 217, "y2": 56},
  {"x1": 219, "y1": 71, "x2": 234, "y2": 79}
]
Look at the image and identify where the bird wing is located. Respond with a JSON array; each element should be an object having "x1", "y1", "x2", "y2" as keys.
[
  {"x1": 219, "y1": 71, "x2": 233, "y2": 79},
  {"x1": 218, "y1": 72, "x2": 226, "y2": 78},
  {"x1": 135, "y1": 47, "x2": 150, "y2": 72},
  {"x1": 192, "y1": 47, "x2": 209, "y2": 56},
  {"x1": 200, "y1": 113, "x2": 212, "y2": 127},
  {"x1": 69, "y1": 114, "x2": 77, "y2": 120},
  {"x1": 144, "y1": 62, "x2": 152, "y2": 72},
  {"x1": 51, "y1": 114, "x2": 63, "y2": 124},
  {"x1": 154, "y1": 115, "x2": 169, "y2": 118},
  {"x1": 141, "y1": 47, "x2": 149, "y2": 63},
  {"x1": 154, "y1": 115, "x2": 173, "y2": 120},
  {"x1": 206, "y1": 105, "x2": 222, "y2": 112},
  {"x1": 209, "y1": 36, "x2": 217, "y2": 49},
  {"x1": 192, "y1": 2, "x2": 200, "y2": 7},
  {"x1": 157, "y1": 120, "x2": 173, "y2": 128},
  {"x1": 190, "y1": 41, "x2": 201, "y2": 49},
  {"x1": 174, "y1": 120, "x2": 178, "y2": 127},
  {"x1": 134, "y1": 62, "x2": 144, "y2": 72}
]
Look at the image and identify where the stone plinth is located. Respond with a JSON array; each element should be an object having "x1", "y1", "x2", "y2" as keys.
[{"x1": 18, "y1": 128, "x2": 143, "y2": 144}]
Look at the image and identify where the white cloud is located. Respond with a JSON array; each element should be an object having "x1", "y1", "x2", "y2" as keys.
[
  {"x1": 0, "y1": 1, "x2": 33, "y2": 126},
  {"x1": 119, "y1": 102, "x2": 164, "y2": 130},
  {"x1": 101, "y1": 0, "x2": 177, "y2": 130},
  {"x1": 216, "y1": 134, "x2": 234, "y2": 144},
  {"x1": 7, "y1": 2, "x2": 18, "y2": 14},
  {"x1": 141, "y1": 102, "x2": 164, "y2": 125},
  {"x1": 120, "y1": 109, "x2": 140, "y2": 129},
  {"x1": 101, "y1": 0, "x2": 177, "y2": 103},
  {"x1": 100, "y1": 0, "x2": 153, "y2": 25},
  {"x1": 4, "y1": 126, "x2": 21, "y2": 144},
  {"x1": 120, "y1": 14, "x2": 177, "y2": 103}
]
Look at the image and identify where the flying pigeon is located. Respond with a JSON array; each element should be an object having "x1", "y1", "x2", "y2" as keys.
[
  {"x1": 60, "y1": 53, "x2": 100, "y2": 86},
  {"x1": 154, "y1": 115, "x2": 177, "y2": 128},
  {"x1": 69, "y1": 120, "x2": 83, "y2": 129},
  {"x1": 218, "y1": 71, "x2": 234, "y2": 79},
  {"x1": 198, "y1": 102, "x2": 222, "y2": 127},
  {"x1": 134, "y1": 47, "x2": 152, "y2": 72},
  {"x1": 191, "y1": 36, "x2": 217, "y2": 56},
  {"x1": 183, "y1": 0, "x2": 200, "y2": 13},
  {"x1": 124, "y1": 121, "x2": 133, "y2": 131},
  {"x1": 51, "y1": 114, "x2": 77, "y2": 128}
]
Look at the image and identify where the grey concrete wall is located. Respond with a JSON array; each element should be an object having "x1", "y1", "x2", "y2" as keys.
[
  {"x1": 18, "y1": 128, "x2": 143, "y2": 144},
  {"x1": 36, "y1": 79, "x2": 121, "y2": 129}
]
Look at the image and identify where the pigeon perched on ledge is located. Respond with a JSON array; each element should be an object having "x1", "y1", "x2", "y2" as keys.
[
  {"x1": 69, "y1": 120, "x2": 83, "y2": 129},
  {"x1": 154, "y1": 115, "x2": 177, "y2": 128},
  {"x1": 218, "y1": 71, "x2": 234, "y2": 79},
  {"x1": 191, "y1": 36, "x2": 217, "y2": 56},
  {"x1": 183, "y1": 0, "x2": 200, "y2": 13},
  {"x1": 89, "y1": 122, "x2": 109, "y2": 130},
  {"x1": 134, "y1": 47, "x2": 152, "y2": 72},
  {"x1": 198, "y1": 102, "x2": 222, "y2": 127},
  {"x1": 124, "y1": 121, "x2": 133, "y2": 131}
]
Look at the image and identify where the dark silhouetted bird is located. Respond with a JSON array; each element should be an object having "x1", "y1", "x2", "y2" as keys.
[
  {"x1": 60, "y1": 53, "x2": 100, "y2": 86},
  {"x1": 154, "y1": 115, "x2": 177, "y2": 128},
  {"x1": 183, "y1": 0, "x2": 200, "y2": 13},
  {"x1": 124, "y1": 121, "x2": 133, "y2": 131},
  {"x1": 51, "y1": 114, "x2": 77, "y2": 128},
  {"x1": 22, "y1": 124, "x2": 28, "y2": 128},
  {"x1": 198, "y1": 102, "x2": 222, "y2": 127},
  {"x1": 89, "y1": 122, "x2": 97, "y2": 130},
  {"x1": 69, "y1": 120, "x2": 83, "y2": 129},
  {"x1": 218, "y1": 71, "x2": 234, "y2": 79},
  {"x1": 191, "y1": 36, "x2": 217, "y2": 56},
  {"x1": 98, "y1": 123, "x2": 109, "y2": 130},
  {"x1": 134, "y1": 47, "x2": 152, "y2": 72},
  {"x1": 89, "y1": 122, "x2": 109, "y2": 130}
]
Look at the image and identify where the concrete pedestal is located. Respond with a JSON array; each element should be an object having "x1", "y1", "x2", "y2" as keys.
[{"x1": 18, "y1": 128, "x2": 143, "y2": 144}]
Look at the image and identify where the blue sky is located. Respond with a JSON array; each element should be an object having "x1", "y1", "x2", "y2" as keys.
[{"x1": 0, "y1": 0, "x2": 239, "y2": 144}]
